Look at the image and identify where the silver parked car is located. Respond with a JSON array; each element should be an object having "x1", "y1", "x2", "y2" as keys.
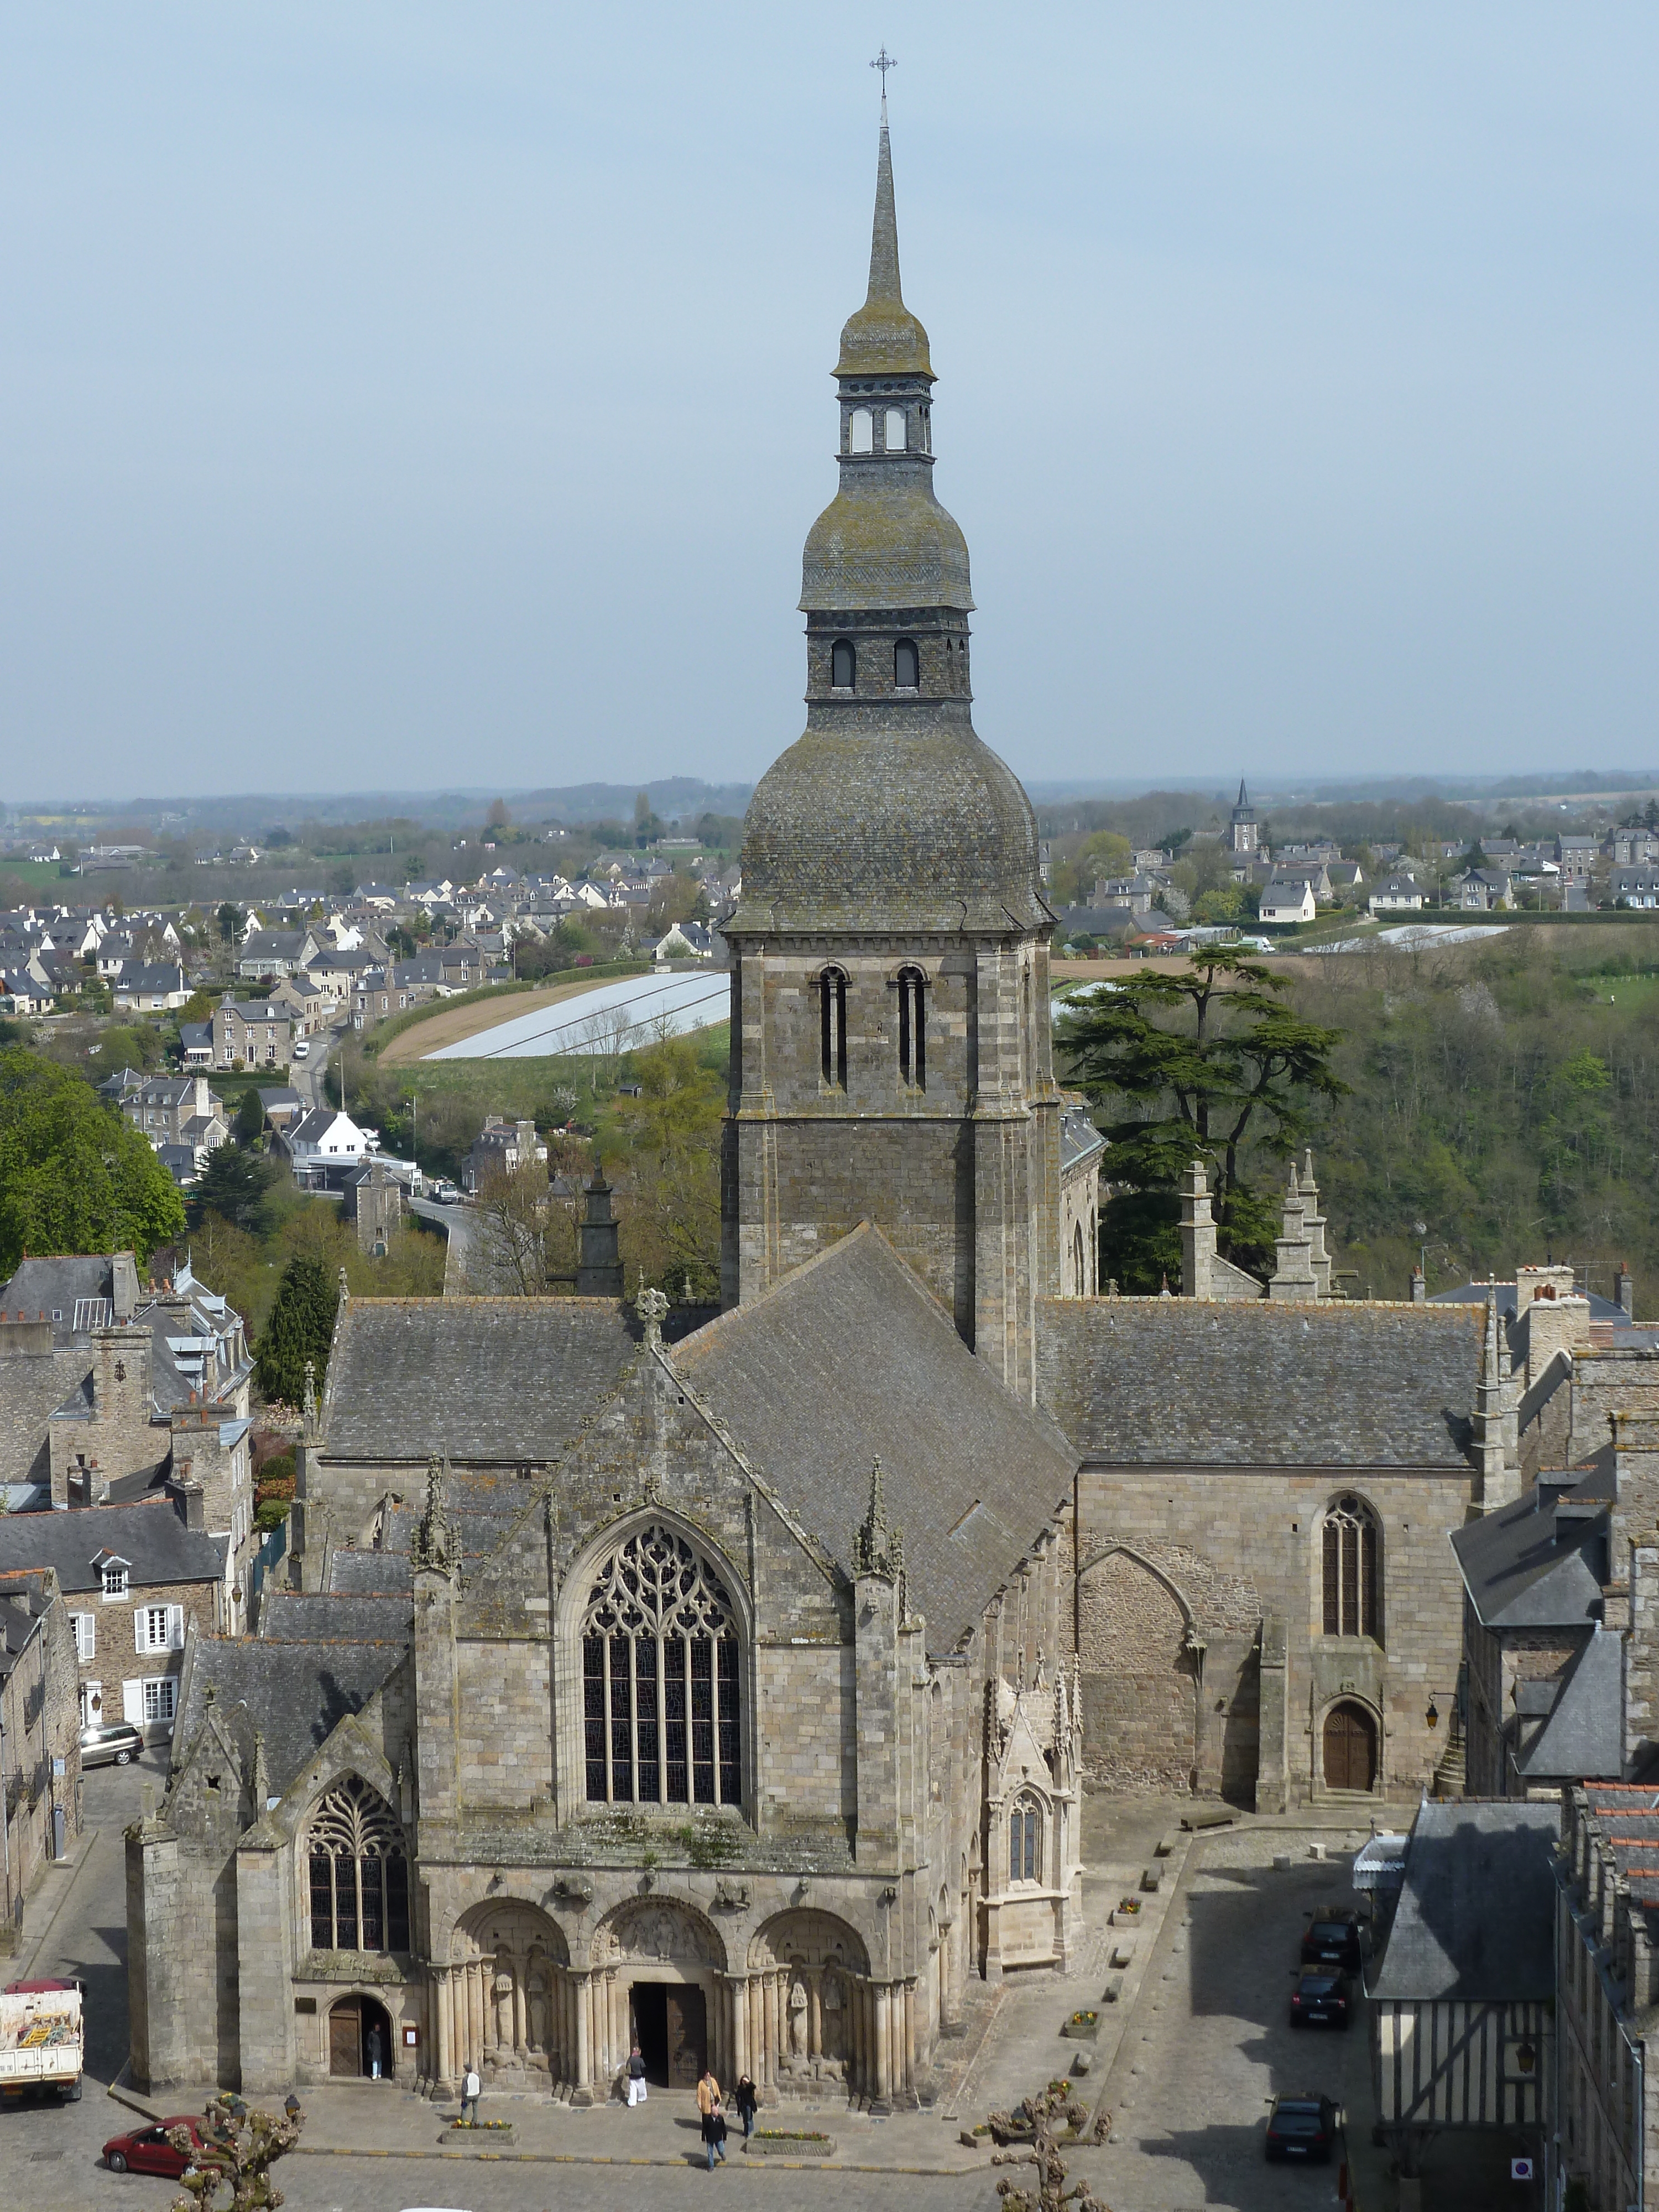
[{"x1": 79, "y1": 1723, "x2": 144, "y2": 1768}]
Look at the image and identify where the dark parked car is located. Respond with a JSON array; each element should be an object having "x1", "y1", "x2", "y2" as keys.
[
  {"x1": 103, "y1": 2117, "x2": 207, "y2": 2176},
  {"x1": 1290, "y1": 1967, "x2": 1353, "y2": 2028},
  {"x1": 79, "y1": 1723, "x2": 144, "y2": 1770},
  {"x1": 1301, "y1": 1910, "x2": 1364, "y2": 1969},
  {"x1": 1265, "y1": 2093, "x2": 1339, "y2": 2162}
]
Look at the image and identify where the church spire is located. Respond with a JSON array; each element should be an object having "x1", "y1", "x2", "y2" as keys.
[{"x1": 836, "y1": 102, "x2": 932, "y2": 379}]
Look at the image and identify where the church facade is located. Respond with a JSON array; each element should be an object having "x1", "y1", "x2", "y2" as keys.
[{"x1": 128, "y1": 107, "x2": 1497, "y2": 2106}]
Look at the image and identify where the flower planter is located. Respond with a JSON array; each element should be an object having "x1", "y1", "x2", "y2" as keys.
[
  {"x1": 745, "y1": 2131, "x2": 834, "y2": 2158},
  {"x1": 1061, "y1": 2011, "x2": 1100, "y2": 2041},
  {"x1": 445, "y1": 2122, "x2": 516, "y2": 2146}
]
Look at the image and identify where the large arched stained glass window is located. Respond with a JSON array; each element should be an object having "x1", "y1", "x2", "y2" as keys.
[
  {"x1": 582, "y1": 1525, "x2": 742, "y2": 1809},
  {"x1": 306, "y1": 1776, "x2": 409, "y2": 1954}
]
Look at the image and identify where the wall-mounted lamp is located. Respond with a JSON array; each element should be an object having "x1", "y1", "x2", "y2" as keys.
[{"x1": 1426, "y1": 1699, "x2": 1440, "y2": 1731}]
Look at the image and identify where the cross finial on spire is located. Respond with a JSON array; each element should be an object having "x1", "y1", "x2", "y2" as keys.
[{"x1": 870, "y1": 46, "x2": 896, "y2": 101}]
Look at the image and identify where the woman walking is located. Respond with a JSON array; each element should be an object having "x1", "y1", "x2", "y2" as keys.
[
  {"x1": 734, "y1": 2073, "x2": 758, "y2": 2140},
  {"x1": 627, "y1": 2043, "x2": 648, "y2": 2107}
]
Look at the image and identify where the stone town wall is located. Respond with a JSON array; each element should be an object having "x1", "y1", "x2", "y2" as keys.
[{"x1": 1076, "y1": 1464, "x2": 1471, "y2": 1805}]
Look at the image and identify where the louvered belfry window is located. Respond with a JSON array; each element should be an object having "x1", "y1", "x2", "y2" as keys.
[
  {"x1": 1322, "y1": 1496, "x2": 1379, "y2": 1640},
  {"x1": 305, "y1": 1776, "x2": 410, "y2": 1954},
  {"x1": 582, "y1": 1525, "x2": 742, "y2": 1808}
]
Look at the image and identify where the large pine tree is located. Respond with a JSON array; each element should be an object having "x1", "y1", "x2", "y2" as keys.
[{"x1": 256, "y1": 1256, "x2": 337, "y2": 1408}]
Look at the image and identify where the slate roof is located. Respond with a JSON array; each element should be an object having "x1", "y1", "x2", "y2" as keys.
[
  {"x1": 1369, "y1": 1800, "x2": 1560, "y2": 2002},
  {"x1": 671, "y1": 1225, "x2": 1078, "y2": 1653},
  {"x1": 1516, "y1": 1627, "x2": 1622, "y2": 1780},
  {"x1": 1451, "y1": 1469, "x2": 1608, "y2": 1629},
  {"x1": 177, "y1": 1636, "x2": 405, "y2": 1797},
  {"x1": 0, "y1": 1498, "x2": 225, "y2": 1593},
  {"x1": 0, "y1": 1256, "x2": 126, "y2": 1347},
  {"x1": 322, "y1": 1297, "x2": 650, "y2": 1462},
  {"x1": 259, "y1": 1592, "x2": 413, "y2": 1644},
  {"x1": 327, "y1": 1550, "x2": 414, "y2": 1594},
  {"x1": 1036, "y1": 1297, "x2": 1482, "y2": 1466}
]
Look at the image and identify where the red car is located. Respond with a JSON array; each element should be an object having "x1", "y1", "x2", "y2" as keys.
[{"x1": 102, "y1": 2116, "x2": 208, "y2": 2176}]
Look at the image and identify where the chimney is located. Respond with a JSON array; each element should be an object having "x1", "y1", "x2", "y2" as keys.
[
  {"x1": 175, "y1": 1476, "x2": 206, "y2": 1533},
  {"x1": 1516, "y1": 1262, "x2": 1575, "y2": 1323},
  {"x1": 1178, "y1": 1157, "x2": 1215, "y2": 1300},
  {"x1": 1619, "y1": 1263, "x2": 1636, "y2": 1322},
  {"x1": 1410, "y1": 1267, "x2": 1427, "y2": 1304}
]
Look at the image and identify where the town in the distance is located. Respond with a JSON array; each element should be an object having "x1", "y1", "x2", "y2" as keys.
[{"x1": 5, "y1": 57, "x2": 1658, "y2": 2212}]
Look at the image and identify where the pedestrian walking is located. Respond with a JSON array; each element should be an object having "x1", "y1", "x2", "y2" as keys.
[
  {"x1": 697, "y1": 2065, "x2": 727, "y2": 2170},
  {"x1": 734, "y1": 2074, "x2": 758, "y2": 2139},
  {"x1": 461, "y1": 2063, "x2": 481, "y2": 2123},
  {"x1": 366, "y1": 2025, "x2": 383, "y2": 2080},
  {"x1": 627, "y1": 2042, "x2": 648, "y2": 2107}
]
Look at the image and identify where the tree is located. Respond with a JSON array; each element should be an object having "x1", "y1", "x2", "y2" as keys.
[
  {"x1": 468, "y1": 1162, "x2": 575, "y2": 1295},
  {"x1": 167, "y1": 2089, "x2": 303, "y2": 2211},
  {"x1": 1061, "y1": 951, "x2": 1347, "y2": 1283},
  {"x1": 190, "y1": 1144, "x2": 279, "y2": 1234},
  {"x1": 216, "y1": 902, "x2": 246, "y2": 945},
  {"x1": 255, "y1": 1256, "x2": 337, "y2": 1407},
  {"x1": 486, "y1": 797, "x2": 510, "y2": 830},
  {"x1": 0, "y1": 1048, "x2": 185, "y2": 1274},
  {"x1": 612, "y1": 1036, "x2": 724, "y2": 1298},
  {"x1": 233, "y1": 1088, "x2": 267, "y2": 1146},
  {"x1": 983, "y1": 2080, "x2": 1109, "y2": 2211}
]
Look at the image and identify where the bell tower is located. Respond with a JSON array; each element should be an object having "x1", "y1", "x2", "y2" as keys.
[{"x1": 721, "y1": 98, "x2": 1062, "y2": 1400}]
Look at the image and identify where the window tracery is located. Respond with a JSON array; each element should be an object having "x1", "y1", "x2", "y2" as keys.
[
  {"x1": 1322, "y1": 1495, "x2": 1380, "y2": 1641},
  {"x1": 1009, "y1": 1793, "x2": 1043, "y2": 1885},
  {"x1": 306, "y1": 1776, "x2": 409, "y2": 1954},
  {"x1": 582, "y1": 1525, "x2": 742, "y2": 1808}
]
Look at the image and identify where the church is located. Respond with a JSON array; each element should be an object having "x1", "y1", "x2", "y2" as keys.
[{"x1": 127, "y1": 105, "x2": 1499, "y2": 2106}]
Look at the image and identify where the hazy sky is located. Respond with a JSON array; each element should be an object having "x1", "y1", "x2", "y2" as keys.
[{"x1": 7, "y1": 5, "x2": 1659, "y2": 803}]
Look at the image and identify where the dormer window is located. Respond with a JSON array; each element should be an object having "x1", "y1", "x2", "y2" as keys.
[
  {"x1": 849, "y1": 408, "x2": 874, "y2": 455},
  {"x1": 894, "y1": 638, "x2": 920, "y2": 690},
  {"x1": 101, "y1": 1564, "x2": 129, "y2": 1599},
  {"x1": 831, "y1": 639, "x2": 856, "y2": 690},
  {"x1": 884, "y1": 406, "x2": 906, "y2": 452}
]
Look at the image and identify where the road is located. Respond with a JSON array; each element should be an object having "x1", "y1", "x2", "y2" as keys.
[
  {"x1": 1081, "y1": 1831, "x2": 1376, "y2": 2212},
  {"x1": 410, "y1": 1194, "x2": 477, "y2": 1291}
]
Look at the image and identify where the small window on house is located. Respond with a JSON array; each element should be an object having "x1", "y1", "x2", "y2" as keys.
[
  {"x1": 884, "y1": 406, "x2": 906, "y2": 452},
  {"x1": 894, "y1": 638, "x2": 920, "y2": 690},
  {"x1": 820, "y1": 967, "x2": 848, "y2": 1090},
  {"x1": 102, "y1": 1565, "x2": 128, "y2": 1599},
  {"x1": 831, "y1": 639, "x2": 856, "y2": 690},
  {"x1": 849, "y1": 407, "x2": 874, "y2": 454},
  {"x1": 1010, "y1": 1794, "x2": 1042, "y2": 1885},
  {"x1": 897, "y1": 966, "x2": 926, "y2": 1088}
]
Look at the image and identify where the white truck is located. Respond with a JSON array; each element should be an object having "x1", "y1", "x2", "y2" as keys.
[{"x1": 0, "y1": 1979, "x2": 84, "y2": 2101}]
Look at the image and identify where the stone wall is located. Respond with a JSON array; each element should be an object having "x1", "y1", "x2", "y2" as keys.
[{"x1": 1076, "y1": 1463, "x2": 1471, "y2": 1805}]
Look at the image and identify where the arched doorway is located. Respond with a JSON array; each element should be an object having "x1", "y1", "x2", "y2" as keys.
[
  {"x1": 594, "y1": 1897, "x2": 727, "y2": 2094},
  {"x1": 327, "y1": 1993, "x2": 393, "y2": 2079},
  {"x1": 1323, "y1": 1700, "x2": 1378, "y2": 1792},
  {"x1": 449, "y1": 1900, "x2": 568, "y2": 2087},
  {"x1": 747, "y1": 1908, "x2": 872, "y2": 2096}
]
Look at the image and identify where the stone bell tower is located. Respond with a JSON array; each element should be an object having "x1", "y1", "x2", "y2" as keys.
[{"x1": 721, "y1": 97, "x2": 1061, "y2": 1400}]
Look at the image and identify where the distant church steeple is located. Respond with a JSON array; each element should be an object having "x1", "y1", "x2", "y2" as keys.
[
  {"x1": 723, "y1": 101, "x2": 1070, "y2": 1398},
  {"x1": 1229, "y1": 779, "x2": 1259, "y2": 858}
]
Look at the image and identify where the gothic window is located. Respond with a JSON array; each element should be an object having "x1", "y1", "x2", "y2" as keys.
[
  {"x1": 893, "y1": 638, "x2": 920, "y2": 690},
  {"x1": 582, "y1": 1525, "x2": 742, "y2": 1808},
  {"x1": 1322, "y1": 1495, "x2": 1380, "y2": 1641},
  {"x1": 1072, "y1": 1220, "x2": 1086, "y2": 1296},
  {"x1": 897, "y1": 966, "x2": 926, "y2": 1088},
  {"x1": 884, "y1": 406, "x2": 906, "y2": 452},
  {"x1": 831, "y1": 638, "x2": 856, "y2": 690},
  {"x1": 820, "y1": 966, "x2": 848, "y2": 1089},
  {"x1": 849, "y1": 407, "x2": 874, "y2": 454},
  {"x1": 1009, "y1": 1794, "x2": 1042, "y2": 1885},
  {"x1": 306, "y1": 1776, "x2": 410, "y2": 1955}
]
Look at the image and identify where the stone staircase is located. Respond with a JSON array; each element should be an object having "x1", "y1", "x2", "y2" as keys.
[{"x1": 1431, "y1": 1727, "x2": 1465, "y2": 1799}]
